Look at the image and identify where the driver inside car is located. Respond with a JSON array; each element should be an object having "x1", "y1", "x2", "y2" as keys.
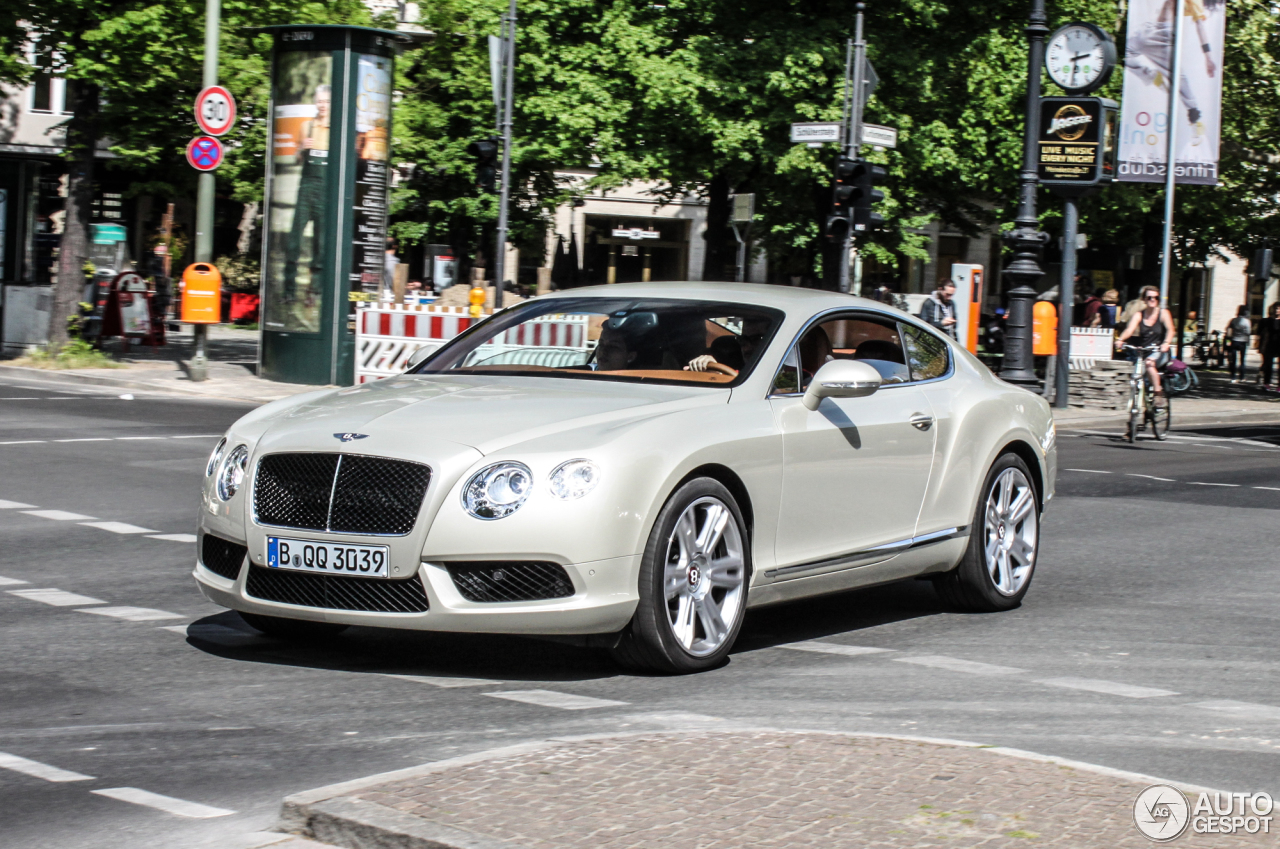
[{"x1": 684, "y1": 317, "x2": 773, "y2": 377}]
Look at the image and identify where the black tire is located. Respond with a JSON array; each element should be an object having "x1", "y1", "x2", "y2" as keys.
[
  {"x1": 610, "y1": 478, "x2": 750, "y2": 674},
  {"x1": 1126, "y1": 400, "x2": 1138, "y2": 443},
  {"x1": 933, "y1": 453, "x2": 1040, "y2": 613},
  {"x1": 238, "y1": 611, "x2": 349, "y2": 639}
]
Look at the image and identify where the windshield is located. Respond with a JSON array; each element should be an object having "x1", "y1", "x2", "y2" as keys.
[{"x1": 412, "y1": 297, "x2": 784, "y2": 387}]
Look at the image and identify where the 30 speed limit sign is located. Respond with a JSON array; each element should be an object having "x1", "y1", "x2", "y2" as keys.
[{"x1": 195, "y1": 86, "x2": 236, "y2": 136}]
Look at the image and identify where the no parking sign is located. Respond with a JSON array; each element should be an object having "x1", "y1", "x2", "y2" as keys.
[{"x1": 186, "y1": 136, "x2": 223, "y2": 172}]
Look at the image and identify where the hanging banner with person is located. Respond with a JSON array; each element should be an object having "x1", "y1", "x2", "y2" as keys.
[{"x1": 1117, "y1": 0, "x2": 1226, "y2": 185}]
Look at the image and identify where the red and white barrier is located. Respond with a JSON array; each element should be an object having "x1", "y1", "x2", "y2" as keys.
[{"x1": 354, "y1": 302, "x2": 590, "y2": 383}]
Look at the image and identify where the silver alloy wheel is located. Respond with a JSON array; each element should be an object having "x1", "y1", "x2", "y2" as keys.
[
  {"x1": 983, "y1": 467, "x2": 1038, "y2": 597},
  {"x1": 662, "y1": 495, "x2": 746, "y2": 657}
]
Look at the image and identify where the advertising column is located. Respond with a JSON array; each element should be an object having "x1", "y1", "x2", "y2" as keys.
[{"x1": 258, "y1": 25, "x2": 398, "y2": 386}]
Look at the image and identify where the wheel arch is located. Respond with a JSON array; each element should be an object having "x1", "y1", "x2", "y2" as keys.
[
  {"x1": 671, "y1": 463, "x2": 755, "y2": 544},
  {"x1": 997, "y1": 438, "x2": 1045, "y2": 509}
]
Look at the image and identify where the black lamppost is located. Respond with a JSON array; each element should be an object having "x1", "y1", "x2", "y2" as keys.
[{"x1": 999, "y1": 0, "x2": 1050, "y2": 386}]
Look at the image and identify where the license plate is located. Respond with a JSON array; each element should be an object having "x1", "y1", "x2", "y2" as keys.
[{"x1": 266, "y1": 537, "x2": 390, "y2": 578}]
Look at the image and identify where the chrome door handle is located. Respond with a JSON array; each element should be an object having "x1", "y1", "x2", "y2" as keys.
[{"x1": 909, "y1": 413, "x2": 934, "y2": 431}]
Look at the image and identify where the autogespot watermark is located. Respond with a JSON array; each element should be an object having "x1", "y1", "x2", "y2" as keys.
[{"x1": 1133, "y1": 784, "x2": 1274, "y2": 841}]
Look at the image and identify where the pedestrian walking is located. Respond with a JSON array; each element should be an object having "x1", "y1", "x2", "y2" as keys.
[
  {"x1": 1082, "y1": 288, "x2": 1105, "y2": 327},
  {"x1": 1224, "y1": 305, "x2": 1252, "y2": 383},
  {"x1": 1100, "y1": 289, "x2": 1119, "y2": 328},
  {"x1": 919, "y1": 279, "x2": 958, "y2": 340},
  {"x1": 1259, "y1": 302, "x2": 1280, "y2": 387}
]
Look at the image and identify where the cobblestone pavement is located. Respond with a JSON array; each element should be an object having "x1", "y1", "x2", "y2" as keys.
[{"x1": 338, "y1": 732, "x2": 1276, "y2": 848}]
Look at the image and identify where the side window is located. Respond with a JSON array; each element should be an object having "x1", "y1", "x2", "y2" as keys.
[
  {"x1": 900, "y1": 322, "x2": 951, "y2": 382},
  {"x1": 771, "y1": 346, "x2": 801, "y2": 394}
]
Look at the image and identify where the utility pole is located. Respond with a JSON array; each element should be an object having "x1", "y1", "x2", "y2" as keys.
[
  {"x1": 491, "y1": 0, "x2": 517, "y2": 310},
  {"x1": 191, "y1": 0, "x2": 219, "y2": 381},
  {"x1": 1157, "y1": 3, "x2": 1187, "y2": 308},
  {"x1": 1055, "y1": 197, "x2": 1078, "y2": 406},
  {"x1": 839, "y1": 4, "x2": 867, "y2": 295},
  {"x1": 1000, "y1": 0, "x2": 1050, "y2": 387}
]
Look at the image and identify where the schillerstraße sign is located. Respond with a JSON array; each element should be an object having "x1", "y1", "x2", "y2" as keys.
[{"x1": 1037, "y1": 96, "x2": 1118, "y2": 194}]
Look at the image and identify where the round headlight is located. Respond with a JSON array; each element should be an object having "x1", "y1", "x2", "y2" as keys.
[
  {"x1": 462, "y1": 462, "x2": 533, "y2": 520},
  {"x1": 217, "y1": 445, "x2": 249, "y2": 501},
  {"x1": 206, "y1": 437, "x2": 227, "y2": 477},
  {"x1": 548, "y1": 459, "x2": 600, "y2": 500}
]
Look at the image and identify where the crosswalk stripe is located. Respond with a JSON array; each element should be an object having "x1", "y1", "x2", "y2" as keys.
[
  {"x1": 8, "y1": 588, "x2": 106, "y2": 606},
  {"x1": 79, "y1": 606, "x2": 184, "y2": 622},
  {"x1": 0, "y1": 576, "x2": 29, "y2": 586},
  {"x1": 0, "y1": 752, "x2": 93, "y2": 782},
  {"x1": 148, "y1": 534, "x2": 198, "y2": 543},
  {"x1": 1036, "y1": 677, "x2": 1177, "y2": 699},
  {"x1": 485, "y1": 690, "x2": 629, "y2": 710},
  {"x1": 893, "y1": 655, "x2": 1025, "y2": 676},
  {"x1": 79, "y1": 521, "x2": 159, "y2": 535},
  {"x1": 1187, "y1": 700, "x2": 1280, "y2": 721},
  {"x1": 778, "y1": 640, "x2": 894, "y2": 657},
  {"x1": 0, "y1": 499, "x2": 36, "y2": 509},
  {"x1": 91, "y1": 787, "x2": 235, "y2": 818},
  {"x1": 21, "y1": 509, "x2": 97, "y2": 521},
  {"x1": 384, "y1": 674, "x2": 503, "y2": 688}
]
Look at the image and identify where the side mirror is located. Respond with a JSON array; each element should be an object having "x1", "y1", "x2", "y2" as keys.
[
  {"x1": 405, "y1": 345, "x2": 435, "y2": 371},
  {"x1": 802, "y1": 359, "x2": 882, "y2": 411}
]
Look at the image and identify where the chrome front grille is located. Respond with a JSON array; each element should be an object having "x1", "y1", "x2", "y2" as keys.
[{"x1": 253, "y1": 452, "x2": 431, "y2": 536}]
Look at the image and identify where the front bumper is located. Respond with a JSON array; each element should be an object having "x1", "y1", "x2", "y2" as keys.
[{"x1": 193, "y1": 547, "x2": 641, "y2": 635}]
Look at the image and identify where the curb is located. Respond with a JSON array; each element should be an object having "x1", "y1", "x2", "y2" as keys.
[
  {"x1": 275, "y1": 727, "x2": 1225, "y2": 849},
  {"x1": 0, "y1": 363, "x2": 313, "y2": 404},
  {"x1": 1055, "y1": 406, "x2": 1280, "y2": 431}
]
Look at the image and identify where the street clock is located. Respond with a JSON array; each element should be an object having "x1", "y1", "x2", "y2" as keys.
[{"x1": 1045, "y1": 22, "x2": 1116, "y2": 94}]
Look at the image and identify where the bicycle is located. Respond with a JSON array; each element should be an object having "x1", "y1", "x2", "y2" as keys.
[{"x1": 1120, "y1": 344, "x2": 1171, "y2": 443}]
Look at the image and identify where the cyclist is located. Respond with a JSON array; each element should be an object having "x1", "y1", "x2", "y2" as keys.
[{"x1": 1115, "y1": 285, "x2": 1175, "y2": 400}]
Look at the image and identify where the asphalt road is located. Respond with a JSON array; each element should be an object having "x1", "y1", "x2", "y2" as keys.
[{"x1": 1, "y1": 375, "x2": 1278, "y2": 848}]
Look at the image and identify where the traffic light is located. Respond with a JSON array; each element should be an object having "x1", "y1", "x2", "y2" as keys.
[
  {"x1": 825, "y1": 156, "x2": 858, "y2": 240},
  {"x1": 466, "y1": 137, "x2": 499, "y2": 193},
  {"x1": 850, "y1": 159, "x2": 887, "y2": 232}
]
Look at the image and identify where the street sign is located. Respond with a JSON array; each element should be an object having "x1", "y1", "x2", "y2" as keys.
[
  {"x1": 186, "y1": 136, "x2": 224, "y2": 172},
  {"x1": 732, "y1": 193, "x2": 755, "y2": 224},
  {"x1": 1036, "y1": 96, "x2": 1118, "y2": 194},
  {"x1": 790, "y1": 122, "x2": 841, "y2": 144},
  {"x1": 194, "y1": 86, "x2": 236, "y2": 136},
  {"x1": 612, "y1": 228, "x2": 660, "y2": 240},
  {"x1": 861, "y1": 124, "x2": 898, "y2": 148}
]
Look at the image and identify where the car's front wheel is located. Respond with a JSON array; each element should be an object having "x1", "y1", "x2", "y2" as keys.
[
  {"x1": 611, "y1": 478, "x2": 749, "y2": 674},
  {"x1": 239, "y1": 611, "x2": 349, "y2": 639},
  {"x1": 933, "y1": 453, "x2": 1040, "y2": 612}
]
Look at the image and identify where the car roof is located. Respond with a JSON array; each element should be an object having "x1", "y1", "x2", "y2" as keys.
[{"x1": 537, "y1": 281, "x2": 911, "y2": 318}]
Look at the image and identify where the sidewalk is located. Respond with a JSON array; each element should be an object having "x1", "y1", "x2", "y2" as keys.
[
  {"x1": 274, "y1": 729, "x2": 1269, "y2": 849},
  {"x1": 0, "y1": 326, "x2": 323, "y2": 404}
]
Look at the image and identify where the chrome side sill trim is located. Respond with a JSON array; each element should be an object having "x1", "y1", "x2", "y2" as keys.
[{"x1": 765, "y1": 525, "x2": 970, "y2": 579}]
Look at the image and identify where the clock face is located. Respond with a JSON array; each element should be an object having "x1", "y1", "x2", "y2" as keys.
[{"x1": 1046, "y1": 24, "x2": 1112, "y2": 92}]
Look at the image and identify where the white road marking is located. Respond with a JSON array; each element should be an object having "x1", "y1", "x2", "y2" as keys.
[
  {"x1": 0, "y1": 397, "x2": 43, "y2": 400},
  {"x1": 1186, "y1": 482, "x2": 1240, "y2": 487},
  {"x1": 91, "y1": 787, "x2": 235, "y2": 818},
  {"x1": 1254, "y1": 486, "x2": 1280, "y2": 491},
  {"x1": 1187, "y1": 700, "x2": 1280, "y2": 721},
  {"x1": 0, "y1": 752, "x2": 93, "y2": 782},
  {"x1": 160, "y1": 625, "x2": 194, "y2": 635},
  {"x1": 148, "y1": 534, "x2": 198, "y2": 543},
  {"x1": 0, "y1": 499, "x2": 36, "y2": 509},
  {"x1": 8, "y1": 589, "x2": 106, "y2": 606},
  {"x1": 79, "y1": 606, "x2": 184, "y2": 622},
  {"x1": 1127, "y1": 474, "x2": 1176, "y2": 482},
  {"x1": 1063, "y1": 468, "x2": 1111, "y2": 474},
  {"x1": 0, "y1": 440, "x2": 45, "y2": 445},
  {"x1": 485, "y1": 690, "x2": 629, "y2": 710},
  {"x1": 0, "y1": 576, "x2": 29, "y2": 586},
  {"x1": 22, "y1": 509, "x2": 96, "y2": 521},
  {"x1": 55, "y1": 438, "x2": 111, "y2": 443},
  {"x1": 1036, "y1": 677, "x2": 1177, "y2": 699},
  {"x1": 171, "y1": 434, "x2": 222, "y2": 439},
  {"x1": 893, "y1": 655, "x2": 1025, "y2": 676},
  {"x1": 384, "y1": 674, "x2": 503, "y2": 688},
  {"x1": 79, "y1": 521, "x2": 159, "y2": 535},
  {"x1": 779, "y1": 640, "x2": 895, "y2": 657},
  {"x1": 0, "y1": 434, "x2": 221, "y2": 448}
]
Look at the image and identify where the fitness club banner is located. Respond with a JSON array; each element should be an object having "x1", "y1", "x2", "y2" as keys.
[{"x1": 1117, "y1": 0, "x2": 1226, "y2": 185}]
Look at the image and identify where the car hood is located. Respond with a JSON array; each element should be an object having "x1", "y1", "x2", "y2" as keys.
[{"x1": 259, "y1": 374, "x2": 730, "y2": 457}]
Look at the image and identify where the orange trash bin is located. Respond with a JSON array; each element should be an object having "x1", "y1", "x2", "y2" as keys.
[
  {"x1": 1032, "y1": 300, "x2": 1058, "y2": 356},
  {"x1": 181, "y1": 263, "x2": 222, "y2": 324}
]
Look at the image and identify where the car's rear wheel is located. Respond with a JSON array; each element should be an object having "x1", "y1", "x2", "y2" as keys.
[
  {"x1": 933, "y1": 453, "x2": 1039, "y2": 612},
  {"x1": 611, "y1": 478, "x2": 749, "y2": 674},
  {"x1": 238, "y1": 611, "x2": 349, "y2": 639}
]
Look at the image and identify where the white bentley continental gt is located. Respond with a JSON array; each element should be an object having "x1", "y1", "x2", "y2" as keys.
[{"x1": 195, "y1": 282, "x2": 1056, "y2": 673}]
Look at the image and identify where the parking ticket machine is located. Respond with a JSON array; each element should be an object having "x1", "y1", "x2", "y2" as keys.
[{"x1": 950, "y1": 263, "x2": 984, "y2": 354}]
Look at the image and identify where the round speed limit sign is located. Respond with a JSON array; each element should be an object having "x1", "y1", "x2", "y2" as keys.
[{"x1": 195, "y1": 85, "x2": 236, "y2": 136}]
